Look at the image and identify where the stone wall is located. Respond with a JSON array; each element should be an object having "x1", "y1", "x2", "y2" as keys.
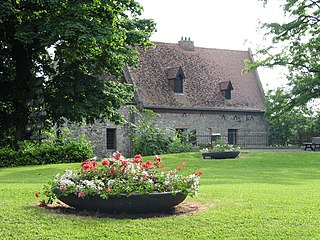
[
  {"x1": 67, "y1": 105, "x2": 133, "y2": 158},
  {"x1": 151, "y1": 110, "x2": 268, "y2": 146},
  {"x1": 69, "y1": 108, "x2": 268, "y2": 158}
]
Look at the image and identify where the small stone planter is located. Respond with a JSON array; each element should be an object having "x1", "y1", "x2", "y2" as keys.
[
  {"x1": 202, "y1": 151, "x2": 240, "y2": 159},
  {"x1": 56, "y1": 191, "x2": 187, "y2": 213}
]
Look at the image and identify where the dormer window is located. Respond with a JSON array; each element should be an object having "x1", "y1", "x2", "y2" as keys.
[
  {"x1": 167, "y1": 66, "x2": 185, "y2": 94},
  {"x1": 219, "y1": 81, "x2": 234, "y2": 100},
  {"x1": 174, "y1": 73, "x2": 184, "y2": 93}
]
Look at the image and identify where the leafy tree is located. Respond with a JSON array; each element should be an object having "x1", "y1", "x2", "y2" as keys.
[
  {"x1": 265, "y1": 88, "x2": 317, "y2": 145},
  {"x1": 245, "y1": 0, "x2": 320, "y2": 108},
  {"x1": 0, "y1": 0, "x2": 155, "y2": 146}
]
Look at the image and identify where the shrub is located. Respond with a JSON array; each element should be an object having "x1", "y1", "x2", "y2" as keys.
[
  {"x1": 131, "y1": 109, "x2": 171, "y2": 155},
  {"x1": 0, "y1": 132, "x2": 94, "y2": 168},
  {"x1": 167, "y1": 136, "x2": 194, "y2": 154}
]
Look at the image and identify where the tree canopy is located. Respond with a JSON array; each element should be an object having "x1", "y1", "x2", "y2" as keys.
[
  {"x1": 245, "y1": 0, "x2": 320, "y2": 108},
  {"x1": 0, "y1": 0, "x2": 156, "y2": 145},
  {"x1": 264, "y1": 88, "x2": 319, "y2": 145}
]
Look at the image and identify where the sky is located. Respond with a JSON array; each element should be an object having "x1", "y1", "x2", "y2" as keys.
[{"x1": 137, "y1": 0, "x2": 288, "y2": 90}]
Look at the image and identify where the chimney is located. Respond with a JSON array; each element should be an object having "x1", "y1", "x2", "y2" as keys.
[{"x1": 178, "y1": 37, "x2": 194, "y2": 51}]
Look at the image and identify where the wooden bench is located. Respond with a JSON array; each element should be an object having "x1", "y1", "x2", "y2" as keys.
[{"x1": 304, "y1": 137, "x2": 320, "y2": 151}]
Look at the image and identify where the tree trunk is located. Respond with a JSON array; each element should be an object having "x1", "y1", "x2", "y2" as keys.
[{"x1": 12, "y1": 41, "x2": 33, "y2": 146}]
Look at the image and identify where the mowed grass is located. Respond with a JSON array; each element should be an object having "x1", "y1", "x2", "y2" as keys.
[{"x1": 1, "y1": 151, "x2": 320, "y2": 239}]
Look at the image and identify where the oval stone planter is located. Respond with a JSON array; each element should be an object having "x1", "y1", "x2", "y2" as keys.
[
  {"x1": 202, "y1": 151, "x2": 240, "y2": 159},
  {"x1": 56, "y1": 191, "x2": 187, "y2": 213}
]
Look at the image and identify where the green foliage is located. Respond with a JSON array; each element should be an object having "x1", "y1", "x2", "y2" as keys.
[
  {"x1": 131, "y1": 108, "x2": 195, "y2": 155},
  {"x1": 131, "y1": 109, "x2": 171, "y2": 156},
  {"x1": 245, "y1": 0, "x2": 320, "y2": 109},
  {"x1": 0, "y1": 0, "x2": 156, "y2": 144},
  {"x1": 0, "y1": 132, "x2": 94, "y2": 168},
  {"x1": 265, "y1": 88, "x2": 319, "y2": 145},
  {"x1": 167, "y1": 136, "x2": 194, "y2": 154}
]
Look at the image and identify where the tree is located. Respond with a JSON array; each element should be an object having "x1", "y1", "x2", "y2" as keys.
[
  {"x1": 245, "y1": 0, "x2": 320, "y2": 108},
  {"x1": 265, "y1": 88, "x2": 317, "y2": 145},
  {"x1": 0, "y1": 0, "x2": 155, "y2": 146}
]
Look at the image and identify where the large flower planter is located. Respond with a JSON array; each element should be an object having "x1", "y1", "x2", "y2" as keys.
[
  {"x1": 202, "y1": 151, "x2": 240, "y2": 159},
  {"x1": 56, "y1": 191, "x2": 187, "y2": 213}
]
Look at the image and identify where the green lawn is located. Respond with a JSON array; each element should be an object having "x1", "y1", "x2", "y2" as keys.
[{"x1": 1, "y1": 151, "x2": 320, "y2": 239}]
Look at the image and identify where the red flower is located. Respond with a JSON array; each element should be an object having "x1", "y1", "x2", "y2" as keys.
[
  {"x1": 121, "y1": 167, "x2": 126, "y2": 173},
  {"x1": 102, "y1": 159, "x2": 110, "y2": 166},
  {"x1": 169, "y1": 171, "x2": 173, "y2": 175},
  {"x1": 40, "y1": 200, "x2": 46, "y2": 206},
  {"x1": 161, "y1": 164, "x2": 165, "y2": 168},
  {"x1": 61, "y1": 185, "x2": 66, "y2": 191},
  {"x1": 121, "y1": 160, "x2": 128, "y2": 166},
  {"x1": 35, "y1": 192, "x2": 40, "y2": 198},
  {"x1": 106, "y1": 188, "x2": 112, "y2": 193},
  {"x1": 198, "y1": 170, "x2": 203, "y2": 175},
  {"x1": 133, "y1": 154, "x2": 142, "y2": 163},
  {"x1": 177, "y1": 166, "x2": 182, "y2": 171},
  {"x1": 80, "y1": 160, "x2": 98, "y2": 171},
  {"x1": 182, "y1": 161, "x2": 187, "y2": 166},
  {"x1": 145, "y1": 160, "x2": 152, "y2": 166},
  {"x1": 78, "y1": 192, "x2": 85, "y2": 198},
  {"x1": 113, "y1": 152, "x2": 123, "y2": 160},
  {"x1": 142, "y1": 174, "x2": 148, "y2": 179}
]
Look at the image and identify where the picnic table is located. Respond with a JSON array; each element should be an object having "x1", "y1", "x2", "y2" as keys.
[{"x1": 304, "y1": 137, "x2": 320, "y2": 151}]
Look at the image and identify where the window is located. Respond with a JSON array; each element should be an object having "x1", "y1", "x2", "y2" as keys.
[
  {"x1": 219, "y1": 81, "x2": 234, "y2": 100},
  {"x1": 167, "y1": 66, "x2": 185, "y2": 93},
  {"x1": 106, "y1": 128, "x2": 116, "y2": 149},
  {"x1": 174, "y1": 74, "x2": 184, "y2": 93},
  {"x1": 228, "y1": 129, "x2": 238, "y2": 145},
  {"x1": 225, "y1": 89, "x2": 232, "y2": 100}
]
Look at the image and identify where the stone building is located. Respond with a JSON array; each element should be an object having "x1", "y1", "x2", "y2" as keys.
[{"x1": 77, "y1": 39, "x2": 268, "y2": 157}]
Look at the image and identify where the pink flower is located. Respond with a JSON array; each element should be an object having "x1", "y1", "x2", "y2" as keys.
[
  {"x1": 182, "y1": 161, "x2": 187, "y2": 166},
  {"x1": 161, "y1": 164, "x2": 165, "y2": 168},
  {"x1": 102, "y1": 159, "x2": 110, "y2": 166},
  {"x1": 145, "y1": 160, "x2": 152, "y2": 166},
  {"x1": 154, "y1": 155, "x2": 161, "y2": 166},
  {"x1": 110, "y1": 166, "x2": 116, "y2": 175},
  {"x1": 61, "y1": 185, "x2": 66, "y2": 191},
  {"x1": 78, "y1": 192, "x2": 85, "y2": 198},
  {"x1": 106, "y1": 188, "x2": 112, "y2": 193},
  {"x1": 113, "y1": 152, "x2": 123, "y2": 160},
  {"x1": 169, "y1": 171, "x2": 173, "y2": 175}
]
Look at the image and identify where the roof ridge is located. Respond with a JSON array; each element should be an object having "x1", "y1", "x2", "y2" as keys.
[{"x1": 152, "y1": 41, "x2": 249, "y2": 53}]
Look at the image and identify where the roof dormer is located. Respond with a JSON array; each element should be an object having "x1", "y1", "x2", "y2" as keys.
[
  {"x1": 166, "y1": 66, "x2": 185, "y2": 94},
  {"x1": 219, "y1": 81, "x2": 234, "y2": 100}
]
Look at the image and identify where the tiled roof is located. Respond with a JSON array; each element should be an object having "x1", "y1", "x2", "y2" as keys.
[{"x1": 127, "y1": 42, "x2": 266, "y2": 112}]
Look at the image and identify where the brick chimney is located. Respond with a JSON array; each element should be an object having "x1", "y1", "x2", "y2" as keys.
[{"x1": 178, "y1": 37, "x2": 194, "y2": 51}]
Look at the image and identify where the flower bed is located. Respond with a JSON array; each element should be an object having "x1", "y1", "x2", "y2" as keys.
[
  {"x1": 37, "y1": 153, "x2": 202, "y2": 213},
  {"x1": 200, "y1": 138, "x2": 240, "y2": 159}
]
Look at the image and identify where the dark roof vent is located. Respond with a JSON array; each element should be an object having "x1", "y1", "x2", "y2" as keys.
[{"x1": 178, "y1": 37, "x2": 194, "y2": 51}]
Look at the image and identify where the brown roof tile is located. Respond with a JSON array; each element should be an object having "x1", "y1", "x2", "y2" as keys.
[{"x1": 127, "y1": 42, "x2": 265, "y2": 112}]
